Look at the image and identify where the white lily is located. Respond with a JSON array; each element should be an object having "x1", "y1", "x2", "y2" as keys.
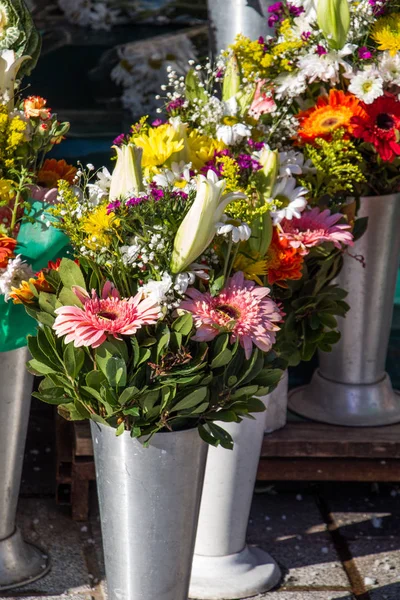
[
  {"x1": 109, "y1": 143, "x2": 144, "y2": 200},
  {"x1": 0, "y1": 50, "x2": 30, "y2": 111},
  {"x1": 170, "y1": 170, "x2": 246, "y2": 273}
]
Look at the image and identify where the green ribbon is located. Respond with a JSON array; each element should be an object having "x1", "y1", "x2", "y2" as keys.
[{"x1": 0, "y1": 199, "x2": 70, "y2": 352}]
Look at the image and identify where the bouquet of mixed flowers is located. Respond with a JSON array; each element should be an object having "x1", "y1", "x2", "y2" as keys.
[
  {"x1": 227, "y1": 0, "x2": 400, "y2": 196},
  {"x1": 0, "y1": 0, "x2": 71, "y2": 351},
  {"x1": 12, "y1": 31, "x2": 356, "y2": 443}
]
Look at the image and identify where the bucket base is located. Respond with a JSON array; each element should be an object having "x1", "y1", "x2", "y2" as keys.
[
  {"x1": 289, "y1": 371, "x2": 400, "y2": 427},
  {"x1": 189, "y1": 545, "x2": 281, "y2": 599},
  {"x1": 0, "y1": 528, "x2": 50, "y2": 591}
]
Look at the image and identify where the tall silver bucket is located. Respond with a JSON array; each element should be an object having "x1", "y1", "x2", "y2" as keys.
[
  {"x1": 90, "y1": 422, "x2": 208, "y2": 600},
  {"x1": 0, "y1": 347, "x2": 50, "y2": 590},
  {"x1": 189, "y1": 403, "x2": 281, "y2": 599},
  {"x1": 289, "y1": 193, "x2": 400, "y2": 426},
  {"x1": 208, "y1": 0, "x2": 273, "y2": 54}
]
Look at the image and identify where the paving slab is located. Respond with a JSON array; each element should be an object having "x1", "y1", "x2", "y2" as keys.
[
  {"x1": 12, "y1": 498, "x2": 98, "y2": 597},
  {"x1": 255, "y1": 593, "x2": 355, "y2": 599},
  {"x1": 248, "y1": 492, "x2": 350, "y2": 589}
]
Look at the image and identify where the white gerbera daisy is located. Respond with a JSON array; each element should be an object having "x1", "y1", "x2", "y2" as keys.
[
  {"x1": 348, "y1": 69, "x2": 384, "y2": 104},
  {"x1": 153, "y1": 161, "x2": 192, "y2": 191},
  {"x1": 270, "y1": 178, "x2": 308, "y2": 224}
]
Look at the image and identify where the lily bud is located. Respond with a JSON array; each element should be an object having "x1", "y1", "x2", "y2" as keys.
[
  {"x1": 256, "y1": 147, "x2": 279, "y2": 202},
  {"x1": 170, "y1": 171, "x2": 246, "y2": 273},
  {"x1": 317, "y1": 0, "x2": 350, "y2": 50},
  {"x1": 109, "y1": 143, "x2": 144, "y2": 200},
  {"x1": 222, "y1": 53, "x2": 240, "y2": 101}
]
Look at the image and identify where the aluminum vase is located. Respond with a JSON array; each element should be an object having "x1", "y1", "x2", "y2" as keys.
[
  {"x1": 208, "y1": 0, "x2": 273, "y2": 54},
  {"x1": 90, "y1": 422, "x2": 208, "y2": 600},
  {"x1": 265, "y1": 370, "x2": 289, "y2": 433},
  {"x1": 0, "y1": 347, "x2": 50, "y2": 591},
  {"x1": 190, "y1": 399, "x2": 281, "y2": 600},
  {"x1": 289, "y1": 193, "x2": 400, "y2": 426}
]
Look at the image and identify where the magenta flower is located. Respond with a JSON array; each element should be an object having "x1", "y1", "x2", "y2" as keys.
[
  {"x1": 53, "y1": 282, "x2": 160, "y2": 348},
  {"x1": 180, "y1": 272, "x2": 282, "y2": 359},
  {"x1": 279, "y1": 208, "x2": 354, "y2": 253},
  {"x1": 113, "y1": 133, "x2": 126, "y2": 146},
  {"x1": 358, "y1": 46, "x2": 373, "y2": 60}
]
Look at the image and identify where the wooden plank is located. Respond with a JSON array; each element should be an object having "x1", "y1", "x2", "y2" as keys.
[
  {"x1": 257, "y1": 458, "x2": 400, "y2": 482},
  {"x1": 74, "y1": 422, "x2": 93, "y2": 456},
  {"x1": 261, "y1": 422, "x2": 400, "y2": 458}
]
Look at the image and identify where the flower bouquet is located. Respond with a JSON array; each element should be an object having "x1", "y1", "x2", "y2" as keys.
[
  {"x1": 0, "y1": 0, "x2": 70, "y2": 351},
  {"x1": 225, "y1": 0, "x2": 400, "y2": 423}
]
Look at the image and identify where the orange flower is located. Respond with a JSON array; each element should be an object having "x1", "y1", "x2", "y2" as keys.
[
  {"x1": 37, "y1": 159, "x2": 77, "y2": 188},
  {"x1": 24, "y1": 96, "x2": 51, "y2": 120},
  {"x1": 9, "y1": 271, "x2": 54, "y2": 304},
  {"x1": 0, "y1": 236, "x2": 16, "y2": 268},
  {"x1": 296, "y1": 90, "x2": 367, "y2": 144},
  {"x1": 265, "y1": 230, "x2": 304, "y2": 286}
]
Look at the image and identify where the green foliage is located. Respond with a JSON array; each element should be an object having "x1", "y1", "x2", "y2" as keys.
[
  {"x1": 24, "y1": 258, "x2": 285, "y2": 448},
  {"x1": 275, "y1": 245, "x2": 350, "y2": 365},
  {"x1": 301, "y1": 130, "x2": 366, "y2": 202}
]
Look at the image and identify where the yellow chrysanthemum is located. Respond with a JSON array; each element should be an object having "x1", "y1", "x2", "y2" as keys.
[
  {"x1": 234, "y1": 253, "x2": 267, "y2": 286},
  {"x1": 372, "y1": 14, "x2": 400, "y2": 56},
  {"x1": 187, "y1": 130, "x2": 226, "y2": 170},
  {"x1": 81, "y1": 205, "x2": 120, "y2": 250},
  {"x1": 134, "y1": 124, "x2": 184, "y2": 169},
  {"x1": 0, "y1": 178, "x2": 14, "y2": 201}
]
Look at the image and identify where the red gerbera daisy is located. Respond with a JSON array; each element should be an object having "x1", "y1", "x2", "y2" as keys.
[{"x1": 351, "y1": 96, "x2": 400, "y2": 162}]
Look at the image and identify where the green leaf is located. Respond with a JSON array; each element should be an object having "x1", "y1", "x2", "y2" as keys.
[
  {"x1": 58, "y1": 402, "x2": 86, "y2": 421},
  {"x1": 38, "y1": 292, "x2": 57, "y2": 314},
  {"x1": 116, "y1": 422, "x2": 125, "y2": 436},
  {"x1": 122, "y1": 406, "x2": 140, "y2": 417},
  {"x1": 157, "y1": 331, "x2": 170, "y2": 359},
  {"x1": 246, "y1": 397, "x2": 267, "y2": 412},
  {"x1": 58, "y1": 287, "x2": 83, "y2": 308},
  {"x1": 210, "y1": 274, "x2": 225, "y2": 296},
  {"x1": 172, "y1": 312, "x2": 193, "y2": 336},
  {"x1": 36, "y1": 311, "x2": 55, "y2": 326},
  {"x1": 211, "y1": 348, "x2": 232, "y2": 369},
  {"x1": 319, "y1": 313, "x2": 338, "y2": 329},
  {"x1": 172, "y1": 388, "x2": 208, "y2": 412},
  {"x1": 86, "y1": 370, "x2": 106, "y2": 390},
  {"x1": 63, "y1": 343, "x2": 84, "y2": 379},
  {"x1": 119, "y1": 386, "x2": 140, "y2": 405},
  {"x1": 106, "y1": 356, "x2": 127, "y2": 388},
  {"x1": 58, "y1": 258, "x2": 86, "y2": 290}
]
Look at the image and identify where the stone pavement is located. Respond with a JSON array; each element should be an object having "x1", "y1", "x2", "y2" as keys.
[{"x1": 1, "y1": 482, "x2": 399, "y2": 600}]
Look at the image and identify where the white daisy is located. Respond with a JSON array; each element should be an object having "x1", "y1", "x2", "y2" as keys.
[
  {"x1": 139, "y1": 273, "x2": 173, "y2": 304},
  {"x1": 278, "y1": 151, "x2": 315, "y2": 177},
  {"x1": 298, "y1": 45, "x2": 355, "y2": 85},
  {"x1": 348, "y1": 69, "x2": 384, "y2": 104},
  {"x1": 379, "y1": 52, "x2": 400, "y2": 86},
  {"x1": 270, "y1": 178, "x2": 308, "y2": 224},
  {"x1": 216, "y1": 122, "x2": 252, "y2": 145},
  {"x1": 153, "y1": 161, "x2": 192, "y2": 191},
  {"x1": 0, "y1": 256, "x2": 34, "y2": 300},
  {"x1": 216, "y1": 215, "x2": 252, "y2": 243}
]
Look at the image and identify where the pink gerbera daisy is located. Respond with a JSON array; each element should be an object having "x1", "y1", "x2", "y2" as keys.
[
  {"x1": 53, "y1": 281, "x2": 160, "y2": 348},
  {"x1": 279, "y1": 207, "x2": 354, "y2": 254},
  {"x1": 179, "y1": 271, "x2": 282, "y2": 360}
]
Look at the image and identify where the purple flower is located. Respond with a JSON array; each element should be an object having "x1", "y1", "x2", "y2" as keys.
[
  {"x1": 237, "y1": 154, "x2": 262, "y2": 171},
  {"x1": 358, "y1": 46, "x2": 373, "y2": 60},
  {"x1": 166, "y1": 97, "x2": 185, "y2": 113},
  {"x1": 301, "y1": 31, "x2": 311, "y2": 41},
  {"x1": 268, "y1": 14, "x2": 281, "y2": 27},
  {"x1": 112, "y1": 133, "x2": 125, "y2": 146},
  {"x1": 248, "y1": 139, "x2": 265, "y2": 151},
  {"x1": 215, "y1": 68, "x2": 224, "y2": 79},
  {"x1": 268, "y1": 1, "x2": 283, "y2": 13},
  {"x1": 316, "y1": 45, "x2": 327, "y2": 56},
  {"x1": 288, "y1": 2, "x2": 304, "y2": 16},
  {"x1": 126, "y1": 196, "x2": 147, "y2": 207},
  {"x1": 107, "y1": 200, "x2": 121, "y2": 214},
  {"x1": 171, "y1": 190, "x2": 188, "y2": 201},
  {"x1": 368, "y1": 0, "x2": 387, "y2": 15},
  {"x1": 151, "y1": 188, "x2": 164, "y2": 201},
  {"x1": 152, "y1": 119, "x2": 164, "y2": 127}
]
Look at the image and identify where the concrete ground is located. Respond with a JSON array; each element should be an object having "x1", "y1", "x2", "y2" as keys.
[{"x1": 1, "y1": 481, "x2": 399, "y2": 600}]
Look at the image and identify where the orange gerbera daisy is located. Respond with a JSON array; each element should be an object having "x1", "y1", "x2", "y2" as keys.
[
  {"x1": 265, "y1": 230, "x2": 304, "y2": 286},
  {"x1": 10, "y1": 270, "x2": 54, "y2": 304},
  {"x1": 0, "y1": 236, "x2": 16, "y2": 268},
  {"x1": 296, "y1": 90, "x2": 367, "y2": 144},
  {"x1": 37, "y1": 159, "x2": 77, "y2": 188}
]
